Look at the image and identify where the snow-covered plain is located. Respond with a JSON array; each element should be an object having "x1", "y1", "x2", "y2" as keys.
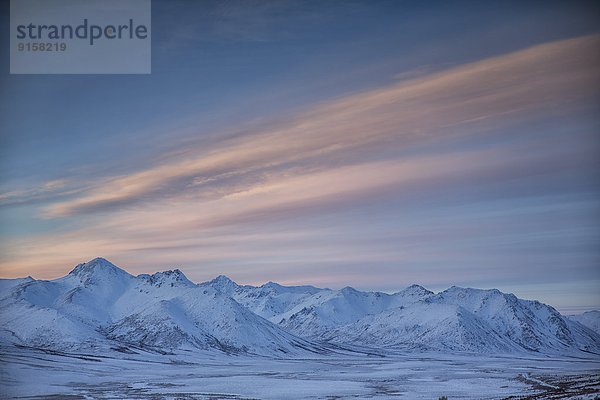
[
  {"x1": 1, "y1": 345, "x2": 599, "y2": 399},
  {"x1": 1, "y1": 258, "x2": 599, "y2": 399}
]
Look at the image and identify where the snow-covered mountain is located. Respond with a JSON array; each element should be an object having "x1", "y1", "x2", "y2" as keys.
[
  {"x1": 200, "y1": 276, "x2": 324, "y2": 323},
  {"x1": 318, "y1": 287, "x2": 599, "y2": 353},
  {"x1": 428, "y1": 287, "x2": 596, "y2": 353},
  {"x1": 569, "y1": 310, "x2": 600, "y2": 335},
  {"x1": 325, "y1": 301, "x2": 520, "y2": 352},
  {"x1": 0, "y1": 258, "x2": 328, "y2": 356},
  {"x1": 275, "y1": 285, "x2": 431, "y2": 339},
  {"x1": 204, "y1": 277, "x2": 600, "y2": 355},
  {"x1": 1, "y1": 258, "x2": 598, "y2": 357}
]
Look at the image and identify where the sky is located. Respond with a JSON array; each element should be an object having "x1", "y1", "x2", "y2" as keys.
[{"x1": 0, "y1": 0, "x2": 599, "y2": 314}]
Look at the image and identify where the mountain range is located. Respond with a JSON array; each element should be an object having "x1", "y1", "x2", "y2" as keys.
[{"x1": 1, "y1": 258, "x2": 598, "y2": 357}]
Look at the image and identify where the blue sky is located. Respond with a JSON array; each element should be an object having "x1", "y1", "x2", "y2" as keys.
[{"x1": 1, "y1": 0, "x2": 599, "y2": 313}]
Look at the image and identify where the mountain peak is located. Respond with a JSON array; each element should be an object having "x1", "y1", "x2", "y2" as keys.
[
  {"x1": 261, "y1": 281, "x2": 282, "y2": 289},
  {"x1": 207, "y1": 275, "x2": 239, "y2": 294},
  {"x1": 214, "y1": 274, "x2": 233, "y2": 282},
  {"x1": 441, "y1": 286, "x2": 507, "y2": 298},
  {"x1": 70, "y1": 257, "x2": 113, "y2": 269},
  {"x1": 138, "y1": 269, "x2": 195, "y2": 288},
  {"x1": 340, "y1": 286, "x2": 358, "y2": 294},
  {"x1": 397, "y1": 284, "x2": 434, "y2": 297},
  {"x1": 69, "y1": 257, "x2": 125, "y2": 276}
]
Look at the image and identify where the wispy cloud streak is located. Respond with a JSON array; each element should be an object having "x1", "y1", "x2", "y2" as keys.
[
  {"x1": 1, "y1": 36, "x2": 598, "y2": 291},
  {"x1": 39, "y1": 35, "x2": 599, "y2": 218}
]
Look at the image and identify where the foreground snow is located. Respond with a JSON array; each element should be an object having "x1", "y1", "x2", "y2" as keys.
[{"x1": 1, "y1": 344, "x2": 598, "y2": 399}]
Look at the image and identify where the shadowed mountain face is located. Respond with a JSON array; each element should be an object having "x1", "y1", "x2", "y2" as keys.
[{"x1": 1, "y1": 258, "x2": 599, "y2": 357}]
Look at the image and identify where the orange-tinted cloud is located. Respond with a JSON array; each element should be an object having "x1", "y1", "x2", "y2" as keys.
[{"x1": 40, "y1": 35, "x2": 599, "y2": 218}]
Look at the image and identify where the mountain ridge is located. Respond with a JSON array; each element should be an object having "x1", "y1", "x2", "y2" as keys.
[
  {"x1": 0, "y1": 259, "x2": 329, "y2": 356},
  {"x1": 1, "y1": 258, "x2": 599, "y2": 358}
]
